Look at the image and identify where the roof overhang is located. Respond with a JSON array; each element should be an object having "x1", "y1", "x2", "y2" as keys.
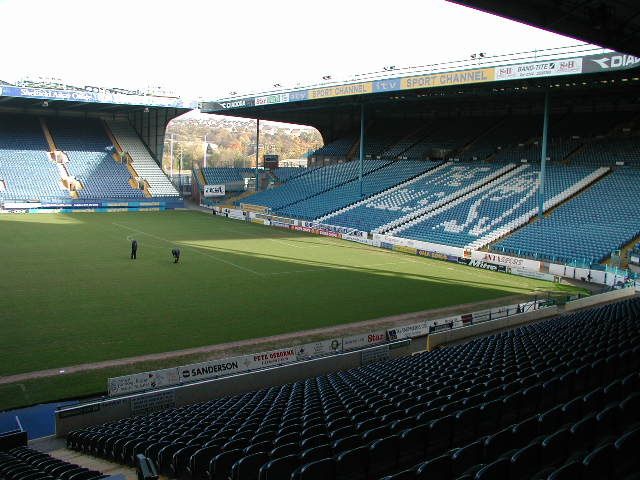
[
  {"x1": 201, "y1": 49, "x2": 640, "y2": 130},
  {"x1": 447, "y1": 0, "x2": 640, "y2": 57}
]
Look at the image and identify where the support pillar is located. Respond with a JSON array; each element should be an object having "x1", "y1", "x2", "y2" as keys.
[
  {"x1": 255, "y1": 118, "x2": 260, "y2": 192},
  {"x1": 538, "y1": 92, "x2": 550, "y2": 219},
  {"x1": 359, "y1": 104, "x2": 365, "y2": 197}
]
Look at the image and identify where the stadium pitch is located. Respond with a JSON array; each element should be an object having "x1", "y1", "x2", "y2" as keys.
[{"x1": 0, "y1": 210, "x2": 583, "y2": 408}]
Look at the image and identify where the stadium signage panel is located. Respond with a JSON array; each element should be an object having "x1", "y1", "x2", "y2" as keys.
[
  {"x1": 583, "y1": 53, "x2": 640, "y2": 72},
  {"x1": 494, "y1": 58, "x2": 582, "y2": 80},
  {"x1": 470, "y1": 251, "x2": 540, "y2": 271},
  {"x1": 179, "y1": 355, "x2": 250, "y2": 382},
  {"x1": 308, "y1": 82, "x2": 373, "y2": 99},
  {"x1": 295, "y1": 339, "x2": 342, "y2": 360},
  {"x1": 401, "y1": 68, "x2": 494, "y2": 90},
  {"x1": 107, "y1": 367, "x2": 180, "y2": 396},
  {"x1": 457, "y1": 257, "x2": 507, "y2": 272},
  {"x1": 251, "y1": 347, "x2": 297, "y2": 368},
  {"x1": 203, "y1": 51, "x2": 640, "y2": 113},
  {"x1": 255, "y1": 93, "x2": 290, "y2": 106},
  {"x1": 203, "y1": 184, "x2": 225, "y2": 197},
  {"x1": 0, "y1": 85, "x2": 197, "y2": 108},
  {"x1": 342, "y1": 331, "x2": 387, "y2": 352}
]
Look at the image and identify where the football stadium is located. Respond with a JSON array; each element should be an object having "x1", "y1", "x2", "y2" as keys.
[{"x1": 1, "y1": 1, "x2": 640, "y2": 479}]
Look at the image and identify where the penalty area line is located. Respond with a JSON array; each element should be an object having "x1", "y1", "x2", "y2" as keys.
[{"x1": 112, "y1": 222, "x2": 264, "y2": 276}]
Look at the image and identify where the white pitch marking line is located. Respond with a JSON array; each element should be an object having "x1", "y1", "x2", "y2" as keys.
[{"x1": 113, "y1": 222, "x2": 263, "y2": 276}]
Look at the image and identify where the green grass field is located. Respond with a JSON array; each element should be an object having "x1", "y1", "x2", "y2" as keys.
[{"x1": 0, "y1": 210, "x2": 583, "y2": 409}]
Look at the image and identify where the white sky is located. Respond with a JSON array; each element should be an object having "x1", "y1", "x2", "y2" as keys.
[{"x1": 0, "y1": 0, "x2": 585, "y2": 100}]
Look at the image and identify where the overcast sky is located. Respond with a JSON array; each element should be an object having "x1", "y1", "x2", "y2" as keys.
[{"x1": 0, "y1": 0, "x2": 587, "y2": 100}]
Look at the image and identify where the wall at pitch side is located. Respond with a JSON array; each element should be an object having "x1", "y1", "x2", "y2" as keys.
[{"x1": 56, "y1": 339, "x2": 422, "y2": 436}]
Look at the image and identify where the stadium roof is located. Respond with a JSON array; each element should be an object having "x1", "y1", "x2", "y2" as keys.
[
  {"x1": 201, "y1": 46, "x2": 640, "y2": 138},
  {"x1": 0, "y1": 83, "x2": 198, "y2": 114},
  {"x1": 448, "y1": 0, "x2": 640, "y2": 57}
]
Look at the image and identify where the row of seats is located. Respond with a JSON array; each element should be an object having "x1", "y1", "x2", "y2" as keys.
[
  {"x1": 244, "y1": 160, "x2": 390, "y2": 211},
  {"x1": 202, "y1": 168, "x2": 256, "y2": 185},
  {"x1": 277, "y1": 161, "x2": 435, "y2": 221},
  {"x1": 312, "y1": 112, "x2": 633, "y2": 164},
  {"x1": 493, "y1": 167, "x2": 640, "y2": 265},
  {"x1": 106, "y1": 119, "x2": 180, "y2": 197},
  {"x1": 66, "y1": 297, "x2": 640, "y2": 479},
  {"x1": 323, "y1": 162, "x2": 510, "y2": 232},
  {"x1": 312, "y1": 137, "x2": 357, "y2": 158},
  {"x1": 273, "y1": 167, "x2": 312, "y2": 183},
  {"x1": 393, "y1": 164, "x2": 597, "y2": 248},
  {"x1": 47, "y1": 117, "x2": 144, "y2": 200},
  {"x1": 0, "y1": 115, "x2": 66, "y2": 202},
  {"x1": 0, "y1": 446, "x2": 106, "y2": 480}
]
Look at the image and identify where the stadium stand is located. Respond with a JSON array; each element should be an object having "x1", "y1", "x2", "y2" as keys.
[
  {"x1": 0, "y1": 115, "x2": 65, "y2": 202},
  {"x1": 379, "y1": 124, "x2": 433, "y2": 160},
  {"x1": 0, "y1": 446, "x2": 106, "y2": 480},
  {"x1": 47, "y1": 118, "x2": 145, "y2": 200},
  {"x1": 273, "y1": 167, "x2": 313, "y2": 183},
  {"x1": 391, "y1": 164, "x2": 607, "y2": 249},
  {"x1": 400, "y1": 118, "x2": 489, "y2": 161},
  {"x1": 321, "y1": 162, "x2": 515, "y2": 233},
  {"x1": 202, "y1": 167, "x2": 256, "y2": 185},
  {"x1": 243, "y1": 160, "x2": 390, "y2": 211},
  {"x1": 571, "y1": 135, "x2": 640, "y2": 166},
  {"x1": 492, "y1": 167, "x2": 640, "y2": 265},
  {"x1": 277, "y1": 161, "x2": 436, "y2": 221},
  {"x1": 65, "y1": 297, "x2": 640, "y2": 480},
  {"x1": 312, "y1": 137, "x2": 357, "y2": 159},
  {"x1": 105, "y1": 119, "x2": 180, "y2": 197}
]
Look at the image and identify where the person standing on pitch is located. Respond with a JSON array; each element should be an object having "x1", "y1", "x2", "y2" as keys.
[
  {"x1": 171, "y1": 248, "x2": 180, "y2": 263},
  {"x1": 131, "y1": 239, "x2": 138, "y2": 260}
]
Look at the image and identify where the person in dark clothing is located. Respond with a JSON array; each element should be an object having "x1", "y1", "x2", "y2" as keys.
[
  {"x1": 171, "y1": 248, "x2": 180, "y2": 263},
  {"x1": 131, "y1": 239, "x2": 138, "y2": 260}
]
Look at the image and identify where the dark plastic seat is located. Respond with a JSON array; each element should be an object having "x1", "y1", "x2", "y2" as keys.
[
  {"x1": 300, "y1": 434, "x2": 329, "y2": 451},
  {"x1": 362, "y1": 425, "x2": 390, "y2": 443},
  {"x1": 368, "y1": 435, "x2": 399, "y2": 478},
  {"x1": 540, "y1": 428, "x2": 569, "y2": 472},
  {"x1": 582, "y1": 441, "x2": 613, "y2": 480},
  {"x1": 451, "y1": 439, "x2": 484, "y2": 477},
  {"x1": 300, "y1": 444, "x2": 331, "y2": 464},
  {"x1": 477, "y1": 400, "x2": 501, "y2": 436},
  {"x1": 258, "y1": 454, "x2": 298, "y2": 480},
  {"x1": 188, "y1": 445, "x2": 220, "y2": 479},
  {"x1": 335, "y1": 446, "x2": 367, "y2": 480},
  {"x1": 398, "y1": 423, "x2": 428, "y2": 465},
  {"x1": 547, "y1": 460, "x2": 584, "y2": 480},
  {"x1": 427, "y1": 415, "x2": 453, "y2": 456},
  {"x1": 296, "y1": 457, "x2": 336, "y2": 480},
  {"x1": 453, "y1": 406, "x2": 479, "y2": 446},
  {"x1": 474, "y1": 457, "x2": 509, "y2": 479},
  {"x1": 484, "y1": 427, "x2": 513, "y2": 460},
  {"x1": 509, "y1": 441, "x2": 540, "y2": 480},
  {"x1": 331, "y1": 434, "x2": 362, "y2": 453},
  {"x1": 569, "y1": 413, "x2": 597, "y2": 455},
  {"x1": 613, "y1": 427, "x2": 640, "y2": 478},
  {"x1": 538, "y1": 405, "x2": 564, "y2": 436},
  {"x1": 209, "y1": 449, "x2": 243, "y2": 480},
  {"x1": 415, "y1": 453, "x2": 451, "y2": 480},
  {"x1": 380, "y1": 469, "x2": 415, "y2": 480},
  {"x1": 230, "y1": 452, "x2": 269, "y2": 480},
  {"x1": 269, "y1": 442, "x2": 299, "y2": 459}
]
